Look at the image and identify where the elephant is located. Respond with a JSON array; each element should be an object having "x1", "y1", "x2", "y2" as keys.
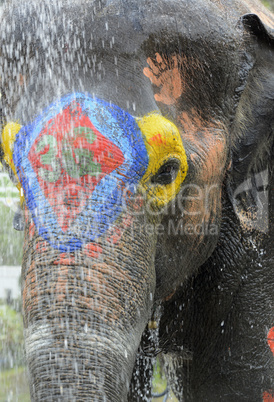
[{"x1": 0, "y1": 0, "x2": 273, "y2": 400}]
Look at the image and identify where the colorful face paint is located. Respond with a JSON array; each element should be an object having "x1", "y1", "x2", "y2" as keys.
[
  {"x1": 262, "y1": 327, "x2": 274, "y2": 401},
  {"x1": 267, "y1": 327, "x2": 274, "y2": 356},
  {"x1": 263, "y1": 391, "x2": 274, "y2": 401},
  {"x1": 137, "y1": 113, "x2": 188, "y2": 208},
  {"x1": 12, "y1": 93, "x2": 148, "y2": 251},
  {"x1": 2, "y1": 122, "x2": 22, "y2": 176},
  {"x1": 7, "y1": 94, "x2": 188, "y2": 251},
  {"x1": 143, "y1": 53, "x2": 185, "y2": 105},
  {"x1": 1, "y1": 122, "x2": 23, "y2": 202}
]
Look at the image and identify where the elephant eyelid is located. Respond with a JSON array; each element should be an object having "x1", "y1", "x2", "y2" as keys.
[{"x1": 151, "y1": 158, "x2": 180, "y2": 185}]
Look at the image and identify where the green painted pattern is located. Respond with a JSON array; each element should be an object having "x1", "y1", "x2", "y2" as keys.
[
  {"x1": 36, "y1": 126, "x2": 102, "y2": 182},
  {"x1": 37, "y1": 135, "x2": 61, "y2": 182}
]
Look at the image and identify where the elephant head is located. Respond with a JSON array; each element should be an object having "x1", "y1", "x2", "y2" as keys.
[{"x1": 0, "y1": 0, "x2": 273, "y2": 400}]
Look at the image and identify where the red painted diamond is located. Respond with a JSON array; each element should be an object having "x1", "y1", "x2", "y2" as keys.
[{"x1": 28, "y1": 102, "x2": 125, "y2": 232}]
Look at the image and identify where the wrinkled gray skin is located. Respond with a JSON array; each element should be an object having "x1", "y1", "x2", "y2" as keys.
[{"x1": 0, "y1": 0, "x2": 274, "y2": 401}]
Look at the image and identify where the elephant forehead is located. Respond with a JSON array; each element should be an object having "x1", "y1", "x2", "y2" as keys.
[{"x1": 12, "y1": 93, "x2": 149, "y2": 251}]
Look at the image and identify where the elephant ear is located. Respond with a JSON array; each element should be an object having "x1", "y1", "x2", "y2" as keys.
[{"x1": 227, "y1": 13, "x2": 274, "y2": 233}]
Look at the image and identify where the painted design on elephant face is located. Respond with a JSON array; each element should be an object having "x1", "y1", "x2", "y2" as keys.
[
  {"x1": 28, "y1": 105, "x2": 124, "y2": 232},
  {"x1": 262, "y1": 327, "x2": 274, "y2": 401},
  {"x1": 12, "y1": 93, "x2": 148, "y2": 251},
  {"x1": 143, "y1": 53, "x2": 203, "y2": 107},
  {"x1": 137, "y1": 113, "x2": 188, "y2": 209},
  {"x1": 267, "y1": 327, "x2": 274, "y2": 356},
  {"x1": 1, "y1": 122, "x2": 24, "y2": 203},
  {"x1": 143, "y1": 53, "x2": 184, "y2": 105},
  {"x1": 2, "y1": 122, "x2": 22, "y2": 177},
  {"x1": 263, "y1": 392, "x2": 274, "y2": 401}
]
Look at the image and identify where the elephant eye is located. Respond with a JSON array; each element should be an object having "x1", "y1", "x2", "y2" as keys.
[{"x1": 151, "y1": 158, "x2": 180, "y2": 185}]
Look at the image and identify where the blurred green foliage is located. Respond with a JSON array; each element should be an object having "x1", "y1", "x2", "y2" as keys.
[
  {"x1": 152, "y1": 360, "x2": 178, "y2": 401},
  {"x1": 0, "y1": 366, "x2": 30, "y2": 401},
  {"x1": 0, "y1": 170, "x2": 24, "y2": 266},
  {"x1": 0, "y1": 203, "x2": 24, "y2": 266},
  {"x1": 0, "y1": 304, "x2": 24, "y2": 369},
  {"x1": 262, "y1": 0, "x2": 274, "y2": 11},
  {"x1": 0, "y1": 304, "x2": 29, "y2": 400}
]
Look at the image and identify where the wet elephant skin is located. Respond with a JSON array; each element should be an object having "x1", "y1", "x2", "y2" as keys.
[{"x1": 0, "y1": 0, "x2": 274, "y2": 401}]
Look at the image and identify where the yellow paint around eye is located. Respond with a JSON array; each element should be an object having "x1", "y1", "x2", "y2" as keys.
[
  {"x1": 2, "y1": 122, "x2": 24, "y2": 203},
  {"x1": 137, "y1": 113, "x2": 188, "y2": 208}
]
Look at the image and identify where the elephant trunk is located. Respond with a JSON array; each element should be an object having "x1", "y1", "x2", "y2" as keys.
[
  {"x1": 24, "y1": 322, "x2": 134, "y2": 400},
  {"x1": 22, "y1": 215, "x2": 155, "y2": 400}
]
